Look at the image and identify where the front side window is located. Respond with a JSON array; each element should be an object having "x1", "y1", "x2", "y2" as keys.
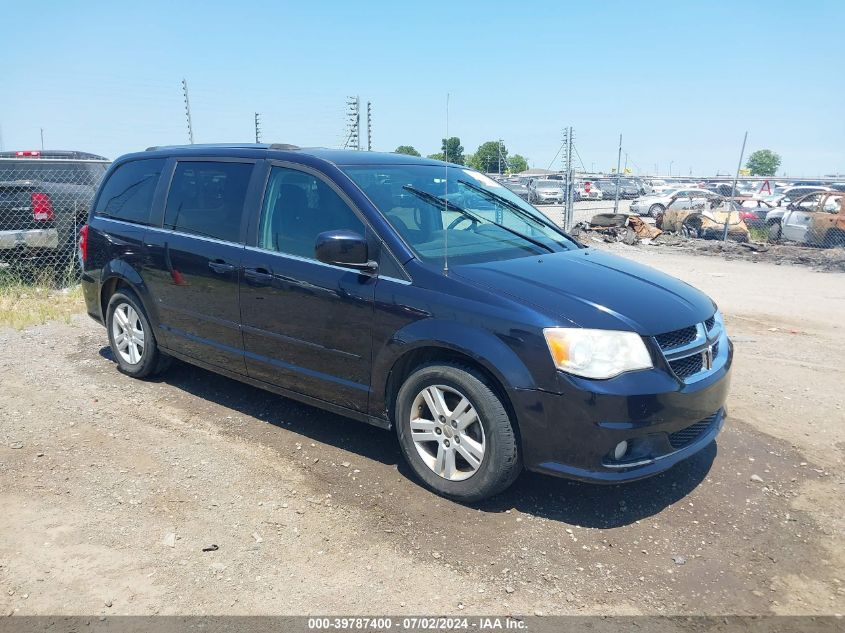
[
  {"x1": 94, "y1": 158, "x2": 164, "y2": 224},
  {"x1": 343, "y1": 165, "x2": 577, "y2": 265},
  {"x1": 164, "y1": 161, "x2": 254, "y2": 242},
  {"x1": 258, "y1": 166, "x2": 365, "y2": 259}
]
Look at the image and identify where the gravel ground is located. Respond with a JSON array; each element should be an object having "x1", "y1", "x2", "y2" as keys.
[{"x1": 0, "y1": 246, "x2": 842, "y2": 616}]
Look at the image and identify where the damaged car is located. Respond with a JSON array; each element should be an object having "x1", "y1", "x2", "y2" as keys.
[
  {"x1": 657, "y1": 199, "x2": 749, "y2": 242},
  {"x1": 769, "y1": 191, "x2": 845, "y2": 246}
]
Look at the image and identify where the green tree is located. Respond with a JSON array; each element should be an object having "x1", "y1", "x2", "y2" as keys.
[
  {"x1": 746, "y1": 149, "x2": 781, "y2": 176},
  {"x1": 441, "y1": 137, "x2": 465, "y2": 165},
  {"x1": 508, "y1": 154, "x2": 528, "y2": 174},
  {"x1": 394, "y1": 145, "x2": 420, "y2": 157},
  {"x1": 427, "y1": 152, "x2": 445, "y2": 161},
  {"x1": 472, "y1": 140, "x2": 508, "y2": 173}
]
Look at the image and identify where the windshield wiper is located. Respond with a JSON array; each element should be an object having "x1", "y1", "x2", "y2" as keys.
[
  {"x1": 457, "y1": 179, "x2": 565, "y2": 235},
  {"x1": 401, "y1": 185, "x2": 553, "y2": 253}
]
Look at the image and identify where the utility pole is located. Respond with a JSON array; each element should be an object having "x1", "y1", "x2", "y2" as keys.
[
  {"x1": 254, "y1": 112, "x2": 261, "y2": 143},
  {"x1": 182, "y1": 78, "x2": 194, "y2": 144},
  {"x1": 613, "y1": 134, "x2": 622, "y2": 214},
  {"x1": 561, "y1": 127, "x2": 574, "y2": 229},
  {"x1": 0, "y1": 124, "x2": 4, "y2": 151},
  {"x1": 723, "y1": 131, "x2": 748, "y2": 242},
  {"x1": 40, "y1": 127, "x2": 45, "y2": 150},
  {"x1": 344, "y1": 96, "x2": 360, "y2": 150},
  {"x1": 366, "y1": 101, "x2": 372, "y2": 151}
]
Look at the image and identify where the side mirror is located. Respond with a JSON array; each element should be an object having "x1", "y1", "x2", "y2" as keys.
[{"x1": 315, "y1": 230, "x2": 378, "y2": 273}]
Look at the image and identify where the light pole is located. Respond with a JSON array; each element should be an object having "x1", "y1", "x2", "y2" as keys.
[{"x1": 669, "y1": 160, "x2": 674, "y2": 177}]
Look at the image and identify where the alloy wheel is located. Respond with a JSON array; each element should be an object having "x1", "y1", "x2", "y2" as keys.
[
  {"x1": 111, "y1": 302, "x2": 145, "y2": 365},
  {"x1": 409, "y1": 385, "x2": 486, "y2": 481}
]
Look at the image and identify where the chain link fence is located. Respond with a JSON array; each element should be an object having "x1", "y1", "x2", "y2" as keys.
[
  {"x1": 0, "y1": 159, "x2": 108, "y2": 288},
  {"x1": 535, "y1": 186, "x2": 845, "y2": 251}
]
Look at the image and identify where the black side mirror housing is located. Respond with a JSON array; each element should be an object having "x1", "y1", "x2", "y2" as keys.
[{"x1": 315, "y1": 230, "x2": 378, "y2": 273}]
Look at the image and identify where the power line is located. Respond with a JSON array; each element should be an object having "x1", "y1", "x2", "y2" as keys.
[{"x1": 572, "y1": 143, "x2": 587, "y2": 172}]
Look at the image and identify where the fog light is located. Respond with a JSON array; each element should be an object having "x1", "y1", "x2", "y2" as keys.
[{"x1": 613, "y1": 441, "x2": 629, "y2": 461}]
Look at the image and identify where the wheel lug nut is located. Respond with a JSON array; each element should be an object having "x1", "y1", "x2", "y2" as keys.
[
  {"x1": 454, "y1": 436, "x2": 460, "y2": 443},
  {"x1": 450, "y1": 420, "x2": 457, "y2": 428},
  {"x1": 444, "y1": 440, "x2": 450, "y2": 447},
  {"x1": 435, "y1": 428, "x2": 442, "y2": 435},
  {"x1": 439, "y1": 416, "x2": 445, "y2": 422}
]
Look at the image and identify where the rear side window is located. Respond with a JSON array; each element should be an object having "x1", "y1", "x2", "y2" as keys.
[
  {"x1": 94, "y1": 158, "x2": 164, "y2": 224},
  {"x1": 164, "y1": 161, "x2": 254, "y2": 242}
]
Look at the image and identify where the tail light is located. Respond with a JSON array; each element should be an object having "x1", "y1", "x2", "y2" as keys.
[
  {"x1": 739, "y1": 211, "x2": 757, "y2": 220},
  {"x1": 16, "y1": 150, "x2": 41, "y2": 157},
  {"x1": 31, "y1": 192, "x2": 55, "y2": 221},
  {"x1": 585, "y1": 182, "x2": 591, "y2": 193},
  {"x1": 79, "y1": 224, "x2": 89, "y2": 263}
]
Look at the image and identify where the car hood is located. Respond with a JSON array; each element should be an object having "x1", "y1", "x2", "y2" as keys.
[{"x1": 453, "y1": 248, "x2": 715, "y2": 335}]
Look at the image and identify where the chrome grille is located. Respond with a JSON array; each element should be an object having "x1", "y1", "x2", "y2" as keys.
[
  {"x1": 704, "y1": 315, "x2": 716, "y2": 331},
  {"x1": 655, "y1": 325, "x2": 697, "y2": 351},
  {"x1": 668, "y1": 412, "x2": 720, "y2": 449}
]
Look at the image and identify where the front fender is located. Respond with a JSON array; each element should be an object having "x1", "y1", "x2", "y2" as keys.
[{"x1": 370, "y1": 318, "x2": 540, "y2": 419}]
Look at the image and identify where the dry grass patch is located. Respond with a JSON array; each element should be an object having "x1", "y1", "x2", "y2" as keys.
[{"x1": 0, "y1": 281, "x2": 84, "y2": 329}]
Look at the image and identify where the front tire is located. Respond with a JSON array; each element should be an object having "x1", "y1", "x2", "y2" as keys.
[
  {"x1": 395, "y1": 363, "x2": 521, "y2": 502},
  {"x1": 106, "y1": 289, "x2": 169, "y2": 378},
  {"x1": 648, "y1": 204, "x2": 664, "y2": 217}
]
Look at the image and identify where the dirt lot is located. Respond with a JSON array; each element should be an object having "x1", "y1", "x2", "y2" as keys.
[{"x1": 0, "y1": 247, "x2": 843, "y2": 616}]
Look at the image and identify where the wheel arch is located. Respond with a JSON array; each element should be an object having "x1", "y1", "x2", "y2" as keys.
[
  {"x1": 99, "y1": 260, "x2": 158, "y2": 327},
  {"x1": 383, "y1": 344, "x2": 525, "y2": 451}
]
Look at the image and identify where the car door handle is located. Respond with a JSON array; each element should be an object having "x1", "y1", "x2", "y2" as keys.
[
  {"x1": 208, "y1": 259, "x2": 236, "y2": 274},
  {"x1": 244, "y1": 267, "x2": 273, "y2": 285}
]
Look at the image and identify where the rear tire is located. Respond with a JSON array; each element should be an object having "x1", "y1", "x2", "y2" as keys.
[
  {"x1": 106, "y1": 289, "x2": 169, "y2": 379},
  {"x1": 767, "y1": 221, "x2": 782, "y2": 242},
  {"x1": 395, "y1": 363, "x2": 521, "y2": 502}
]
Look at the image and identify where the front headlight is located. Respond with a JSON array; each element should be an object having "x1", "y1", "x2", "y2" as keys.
[{"x1": 543, "y1": 328, "x2": 653, "y2": 379}]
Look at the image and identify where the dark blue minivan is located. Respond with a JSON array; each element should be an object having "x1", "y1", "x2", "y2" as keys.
[{"x1": 80, "y1": 144, "x2": 731, "y2": 501}]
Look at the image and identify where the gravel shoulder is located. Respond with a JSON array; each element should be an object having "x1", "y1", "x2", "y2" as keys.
[{"x1": 0, "y1": 248, "x2": 842, "y2": 616}]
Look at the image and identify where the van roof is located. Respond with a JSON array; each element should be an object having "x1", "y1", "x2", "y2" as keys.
[{"x1": 136, "y1": 143, "x2": 447, "y2": 167}]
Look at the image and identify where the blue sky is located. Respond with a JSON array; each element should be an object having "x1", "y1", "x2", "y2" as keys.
[{"x1": 2, "y1": 0, "x2": 842, "y2": 176}]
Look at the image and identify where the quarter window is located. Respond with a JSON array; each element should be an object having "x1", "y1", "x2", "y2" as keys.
[
  {"x1": 94, "y1": 158, "x2": 164, "y2": 225},
  {"x1": 164, "y1": 161, "x2": 254, "y2": 242},
  {"x1": 258, "y1": 166, "x2": 365, "y2": 259}
]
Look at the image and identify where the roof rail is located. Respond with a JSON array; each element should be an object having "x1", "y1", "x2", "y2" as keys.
[{"x1": 144, "y1": 143, "x2": 301, "y2": 152}]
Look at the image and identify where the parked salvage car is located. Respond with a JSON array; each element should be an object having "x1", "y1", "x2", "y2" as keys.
[
  {"x1": 658, "y1": 200, "x2": 749, "y2": 242},
  {"x1": 770, "y1": 191, "x2": 845, "y2": 246},
  {"x1": 80, "y1": 144, "x2": 732, "y2": 502},
  {"x1": 529, "y1": 179, "x2": 565, "y2": 204},
  {"x1": 0, "y1": 150, "x2": 109, "y2": 273},
  {"x1": 761, "y1": 185, "x2": 830, "y2": 207},
  {"x1": 575, "y1": 181, "x2": 603, "y2": 201},
  {"x1": 503, "y1": 180, "x2": 530, "y2": 201},
  {"x1": 733, "y1": 198, "x2": 775, "y2": 230},
  {"x1": 630, "y1": 188, "x2": 722, "y2": 217}
]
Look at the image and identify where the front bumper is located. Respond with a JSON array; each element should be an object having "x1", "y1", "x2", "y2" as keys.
[{"x1": 512, "y1": 339, "x2": 733, "y2": 483}]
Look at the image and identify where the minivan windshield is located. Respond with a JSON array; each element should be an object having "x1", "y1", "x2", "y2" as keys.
[{"x1": 342, "y1": 165, "x2": 578, "y2": 264}]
